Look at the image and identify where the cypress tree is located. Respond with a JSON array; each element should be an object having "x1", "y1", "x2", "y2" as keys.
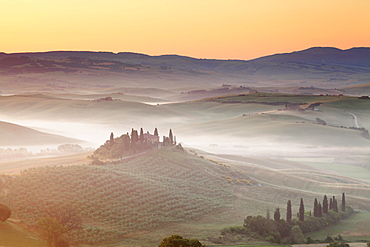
[
  {"x1": 323, "y1": 195, "x2": 329, "y2": 214},
  {"x1": 140, "y1": 128, "x2": 144, "y2": 143},
  {"x1": 154, "y1": 128, "x2": 158, "y2": 136},
  {"x1": 131, "y1": 129, "x2": 138, "y2": 152},
  {"x1": 286, "y1": 200, "x2": 292, "y2": 223},
  {"x1": 341, "y1": 192, "x2": 346, "y2": 212},
  {"x1": 110, "y1": 132, "x2": 114, "y2": 146},
  {"x1": 274, "y1": 207, "x2": 280, "y2": 221},
  {"x1": 318, "y1": 202, "x2": 322, "y2": 217},
  {"x1": 313, "y1": 198, "x2": 318, "y2": 217},
  {"x1": 169, "y1": 129, "x2": 173, "y2": 145},
  {"x1": 124, "y1": 134, "x2": 130, "y2": 151},
  {"x1": 299, "y1": 198, "x2": 305, "y2": 221},
  {"x1": 333, "y1": 196, "x2": 338, "y2": 212}
]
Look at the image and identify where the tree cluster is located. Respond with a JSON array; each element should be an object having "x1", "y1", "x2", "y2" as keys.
[
  {"x1": 38, "y1": 205, "x2": 82, "y2": 247},
  {"x1": 93, "y1": 127, "x2": 176, "y2": 160},
  {"x1": 223, "y1": 193, "x2": 353, "y2": 244}
]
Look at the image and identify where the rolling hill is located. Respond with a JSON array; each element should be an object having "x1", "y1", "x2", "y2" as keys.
[{"x1": 0, "y1": 120, "x2": 81, "y2": 146}]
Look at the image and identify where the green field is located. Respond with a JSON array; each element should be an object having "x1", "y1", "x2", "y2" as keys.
[
  {"x1": 306, "y1": 211, "x2": 370, "y2": 241},
  {"x1": 286, "y1": 158, "x2": 370, "y2": 182}
]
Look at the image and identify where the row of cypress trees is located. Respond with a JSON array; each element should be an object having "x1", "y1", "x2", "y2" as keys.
[
  {"x1": 285, "y1": 193, "x2": 346, "y2": 222},
  {"x1": 241, "y1": 193, "x2": 351, "y2": 243}
]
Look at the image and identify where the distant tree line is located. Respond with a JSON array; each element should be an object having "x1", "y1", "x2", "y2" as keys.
[
  {"x1": 358, "y1": 96, "x2": 370, "y2": 100},
  {"x1": 221, "y1": 193, "x2": 354, "y2": 244},
  {"x1": 91, "y1": 127, "x2": 176, "y2": 161},
  {"x1": 314, "y1": 117, "x2": 370, "y2": 140},
  {"x1": 0, "y1": 147, "x2": 31, "y2": 158}
]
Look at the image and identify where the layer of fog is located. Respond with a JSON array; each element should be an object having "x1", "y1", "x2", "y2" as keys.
[
  {"x1": 1, "y1": 117, "x2": 369, "y2": 160},
  {"x1": 178, "y1": 134, "x2": 370, "y2": 158}
]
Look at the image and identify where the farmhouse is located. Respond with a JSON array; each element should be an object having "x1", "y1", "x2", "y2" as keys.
[{"x1": 143, "y1": 131, "x2": 159, "y2": 144}]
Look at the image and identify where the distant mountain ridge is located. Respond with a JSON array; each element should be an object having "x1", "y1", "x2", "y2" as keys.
[
  {"x1": 1, "y1": 47, "x2": 369, "y2": 94},
  {"x1": 1, "y1": 47, "x2": 369, "y2": 68},
  {"x1": 252, "y1": 47, "x2": 370, "y2": 67}
]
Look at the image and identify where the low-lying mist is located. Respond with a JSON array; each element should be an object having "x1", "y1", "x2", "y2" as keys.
[{"x1": 1, "y1": 116, "x2": 369, "y2": 160}]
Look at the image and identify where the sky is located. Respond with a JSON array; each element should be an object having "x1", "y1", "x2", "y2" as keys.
[{"x1": 1, "y1": 0, "x2": 369, "y2": 60}]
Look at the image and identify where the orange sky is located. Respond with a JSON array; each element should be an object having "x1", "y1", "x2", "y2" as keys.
[{"x1": 1, "y1": 0, "x2": 369, "y2": 60}]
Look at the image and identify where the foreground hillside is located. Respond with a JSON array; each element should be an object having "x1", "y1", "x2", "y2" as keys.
[
  {"x1": 1, "y1": 145, "x2": 370, "y2": 246},
  {"x1": 2, "y1": 146, "x2": 256, "y2": 245}
]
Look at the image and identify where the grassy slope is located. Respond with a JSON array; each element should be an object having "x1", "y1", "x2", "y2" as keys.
[
  {"x1": 178, "y1": 114, "x2": 369, "y2": 146},
  {"x1": 0, "y1": 120, "x2": 82, "y2": 146},
  {"x1": 306, "y1": 211, "x2": 370, "y2": 242},
  {"x1": 341, "y1": 84, "x2": 370, "y2": 96},
  {"x1": 0, "y1": 94, "x2": 185, "y2": 123},
  {"x1": 174, "y1": 93, "x2": 370, "y2": 150}
]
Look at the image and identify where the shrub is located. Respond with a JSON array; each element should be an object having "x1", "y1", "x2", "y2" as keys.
[
  {"x1": 324, "y1": 236, "x2": 334, "y2": 243},
  {"x1": 0, "y1": 204, "x2": 11, "y2": 222},
  {"x1": 306, "y1": 237, "x2": 315, "y2": 244},
  {"x1": 158, "y1": 235, "x2": 204, "y2": 247}
]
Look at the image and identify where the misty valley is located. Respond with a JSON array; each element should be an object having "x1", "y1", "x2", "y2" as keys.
[{"x1": 0, "y1": 48, "x2": 370, "y2": 247}]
